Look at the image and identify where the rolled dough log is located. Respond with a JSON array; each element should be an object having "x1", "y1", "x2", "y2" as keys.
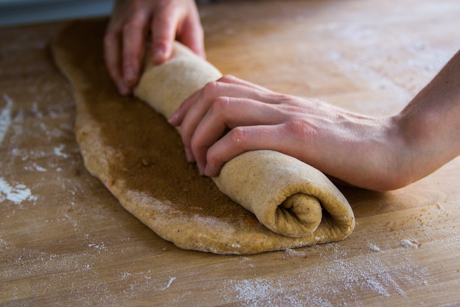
[{"x1": 134, "y1": 42, "x2": 354, "y2": 238}]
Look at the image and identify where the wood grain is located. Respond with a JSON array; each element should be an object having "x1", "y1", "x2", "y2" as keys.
[{"x1": 1, "y1": 0, "x2": 460, "y2": 305}]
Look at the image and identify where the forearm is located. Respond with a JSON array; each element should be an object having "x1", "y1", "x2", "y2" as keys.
[{"x1": 395, "y1": 49, "x2": 460, "y2": 184}]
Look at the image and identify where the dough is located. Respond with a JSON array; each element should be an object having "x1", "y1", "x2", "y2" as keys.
[
  {"x1": 52, "y1": 19, "x2": 355, "y2": 254},
  {"x1": 135, "y1": 42, "x2": 353, "y2": 238}
]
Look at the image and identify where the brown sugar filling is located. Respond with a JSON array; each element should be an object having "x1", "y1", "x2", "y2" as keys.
[{"x1": 58, "y1": 19, "x2": 249, "y2": 221}]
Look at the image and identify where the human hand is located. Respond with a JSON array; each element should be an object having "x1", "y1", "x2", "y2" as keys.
[
  {"x1": 169, "y1": 47, "x2": 460, "y2": 191},
  {"x1": 104, "y1": 0, "x2": 205, "y2": 95},
  {"x1": 168, "y1": 75, "x2": 414, "y2": 191}
]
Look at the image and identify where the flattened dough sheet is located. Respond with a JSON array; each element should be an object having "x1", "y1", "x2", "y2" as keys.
[{"x1": 52, "y1": 19, "x2": 354, "y2": 254}]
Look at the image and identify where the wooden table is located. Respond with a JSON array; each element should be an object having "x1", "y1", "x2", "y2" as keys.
[{"x1": 1, "y1": 0, "x2": 459, "y2": 305}]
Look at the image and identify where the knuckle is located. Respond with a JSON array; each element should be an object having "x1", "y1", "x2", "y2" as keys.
[
  {"x1": 230, "y1": 127, "x2": 247, "y2": 147},
  {"x1": 285, "y1": 119, "x2": 316, "y2": 139},
  {"x1": 271, "y1": 92, "x2": 294, "y2": 103},
  {"x1": 182, "y1": 134, "x2": 192, "y2": 149},
  {"x1": 202, "y1": 81, "x2": 220, "y2": 95},
  {"x1": 123, "y1": 20, "x2": 142, "y2": 33},
  {"x1": 200, "y1": 82, "x2": 222, "y2": 101},
  {"x1": 190, "y1": 135, "x2": 204, "y2": 152},
  {"x1": 206, "y1": 151, "x2": 218, "y2": 170},
  {"x1": 209, "y1": 97, "x2": 229, "y2": 115}
]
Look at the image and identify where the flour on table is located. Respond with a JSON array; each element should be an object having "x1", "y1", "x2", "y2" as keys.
[
  {"x1": 160, "y1": 277, "x2": 176, "y2": 290},
  {"x1": 54, "y1": 144, "x2": 69, "y2": 158},
  {"x1": 0, "y1": 94, "x2": 13, "y2": 145},
  {"x1": 0, "y1": 177, "x2": 37, "y2": 205},
  {"x1": 399, "y1": 239, "x2": 421, "y2": 249},
  {"x1": 24, "y1": 162, "x2": 47, "y2": 172},
  {"x1": 368, "y1": 243, "x2": 381, "y2": 252},
  {"x1": 285, "y1": 248, "x2": 307, "y2": 257},
  {"x1": 222, "y1": 241, "x2": 430, "y2": 306}
]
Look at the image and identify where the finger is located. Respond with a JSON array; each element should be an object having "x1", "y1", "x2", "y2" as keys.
[
  {"x1": 170, "y1": 76, "x2": 278, "y2": 126},
  {"x1": 104, "y1": 30, "x2": 130, "y2": 95},
  {"x1": 122, "y1": 11, "x2": 150, "y2": 87},
  {"x1": 168, "y1": 88, "x2": 201, "y2": 126},
  {"x1": 191, "y1": 97, "x2": 284, "y2": 173},
  {"x1": 151, "y1": 6, "x2": 181, "y2": 64},
  {"x1": 203, "y1": 125, "x2": 288, "y2": 177},
  {"x1": 180, "y1": 81, "x2": 284, "y2": 156},
  {"x1": 170, "y1": 89, "x2": 202, "y2": 162},
  {"x1": 177, "y1": 15, "x2": 205, "y2": 58},
  {"x1": 217, "y1": 75, "x2": 274, "y2": 93}
]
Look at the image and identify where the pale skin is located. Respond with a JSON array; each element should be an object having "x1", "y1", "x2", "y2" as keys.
[
  {"x1": 169, "y1": 50, "x2": 460, "y2": 191},
  {"x1": 104, "y1": 0, "x2": 204, "y2": 95},
  {"x1": 105, "y1": 1, "x2": 460, "y2": 191}
]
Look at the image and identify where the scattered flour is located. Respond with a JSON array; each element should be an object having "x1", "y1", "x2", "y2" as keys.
[
  {"x1": 54, "y1": 144, "x2": 69, "y2": 158},
  {"x1": 34, "y1": 164, "x2": 47, "y2": 172},
  {"x1": 227, "y1": 278, "x2": 333, "y2": 307},
  {"x1": 368, "y1": 243, "x2": 381, "y2": 252},
  {"x1": 88, "y1": 243, "x2": 108, "y2": 252},
  {"x1": 117, "y1": 270, "x2": 177, "y2": 293},
  {"x1": 0, "y1": 94, "x2": 13, "y2": 145},
  {"x1": 285, "y1": 248, "x2": 307, "y2": 258},
  {"x1": 223, "y1": 242, "x2": 428, "y2": 306},
  {"x1": 161, "y1": 277, "x2": 176, "y2": 290},
  {"x1": 0, "y1": 177, "x2": 37, "y2": 205},
  {"x1": 31, "y1": 102, "x2": 43, "y2": 119},
  {"x1": 399, "y1": 239, "x2": 421, "y2": 249},
  {"x1": 24, "y1": 163, "x2": 47, "y2": 172}
]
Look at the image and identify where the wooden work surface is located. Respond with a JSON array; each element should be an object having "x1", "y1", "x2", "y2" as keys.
[{"x1": 1, "y1": 0, "x2": 459, "y2": 305}]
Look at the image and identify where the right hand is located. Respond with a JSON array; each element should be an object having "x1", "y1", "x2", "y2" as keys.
[
  {"x1": 169, "y1": 75, "x2": 409, "y2": 191},
  {"x1": 104, "y1": 0, "x2": 205, "y2": 95},
  {"x1": 169, "y1": 57, "x2": 460, "y2": 192}
]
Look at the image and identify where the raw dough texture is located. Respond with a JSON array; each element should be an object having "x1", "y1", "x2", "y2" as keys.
[
  {"x1": 135, "y1": 42, "x2": 354, "y2": 238},
  {"x1": 52, "y1": 19, "x2": 355, "y2": 254}
]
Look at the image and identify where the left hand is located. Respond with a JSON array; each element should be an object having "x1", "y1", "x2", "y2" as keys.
[{"x1": 104, "y1": 0, "x2": 205, "y2": 95}]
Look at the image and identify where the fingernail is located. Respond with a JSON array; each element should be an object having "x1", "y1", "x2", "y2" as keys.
[
  {"x1": 124, "y1": 67, "x2": 136, "y2": 84},
  {"x1": 197, "y1": 162, "x2": 204, "y2": 175},
  {"x1": 204, "y1": 164, "x2": 216, "y2": 177},
  {"x1": 168, "y1": 111, "x2": 178, "y2": 124},
  {"x1": 118, "y1": 82, "x2": 129, "y2": 95},
  {"x1": 153, "y1": 49, "x2": 165, "y2": 64}
]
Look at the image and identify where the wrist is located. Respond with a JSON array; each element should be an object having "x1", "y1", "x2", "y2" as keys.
[{"x1": 380, "y1": 114, "x2": 417, "y2": 190}]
